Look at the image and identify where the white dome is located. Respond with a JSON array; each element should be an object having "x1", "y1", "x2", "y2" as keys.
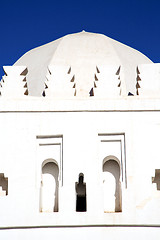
[{"x1": 14, "y1": 31, "x2": 152, "y2": 97}]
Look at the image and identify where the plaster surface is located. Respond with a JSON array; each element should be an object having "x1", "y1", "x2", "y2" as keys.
[{"x1": 1, "y1": 31, "x2": 160, "y2": 239}]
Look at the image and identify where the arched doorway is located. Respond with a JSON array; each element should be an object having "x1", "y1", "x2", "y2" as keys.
[
  {"x1": 40, "y1": 160, "x2": 59, "y2": 212},
  {"x1": 103, "y1": 157, "x2": 122, "y2": 212},
  {"x1": 75, "y1": 173, "x2": 87, "y2": 212}
]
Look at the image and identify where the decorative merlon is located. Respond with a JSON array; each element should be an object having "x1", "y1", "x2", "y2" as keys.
[
  {"x1": 0, "y1": 66, "x2": 28, "y2": 97},
  {"x1": 136, "y1": 63, "x2": 160, "y2": 96},
  {"x1": 93, "y1": 65, "x2": 122, "y2": 98},
  {"x1": 43, "y1": 65, "x2": 76, "y2": 98}
]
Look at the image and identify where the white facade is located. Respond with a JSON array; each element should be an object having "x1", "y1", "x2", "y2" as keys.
[{"x1": 0, "y1": 31, "x2": 160, "y2": 239}]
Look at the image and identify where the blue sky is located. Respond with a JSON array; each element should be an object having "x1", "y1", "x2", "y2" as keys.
[{"x1": 0, "y1": 0, "x2": 160, "y2": 78}]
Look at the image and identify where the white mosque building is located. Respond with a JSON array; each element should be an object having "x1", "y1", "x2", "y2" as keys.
[{"x1": 0, "y1": 31, "x2": 160, "y2": 239}]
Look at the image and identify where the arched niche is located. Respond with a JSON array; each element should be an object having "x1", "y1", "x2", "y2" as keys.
[
  {"x1": 103, "y1": 156, "x2": 122, "y2": 212},
  {"x1": 40, "y1": 159, "x2": 59, "y2": 212},
  {"x1": 75, "y1": 173, "x2": 87, "y2": 212}
]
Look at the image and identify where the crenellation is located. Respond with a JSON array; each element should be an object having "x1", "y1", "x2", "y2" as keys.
[
  {"x1": 0, "y1": 66, "x2": 28, "y2": 97},
  {"x1": 44, "y1": 65, "x2": 76, "y2": 98},
  {"x1": 93, "y1": 65, "x2": 122, "y2": 97}
]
